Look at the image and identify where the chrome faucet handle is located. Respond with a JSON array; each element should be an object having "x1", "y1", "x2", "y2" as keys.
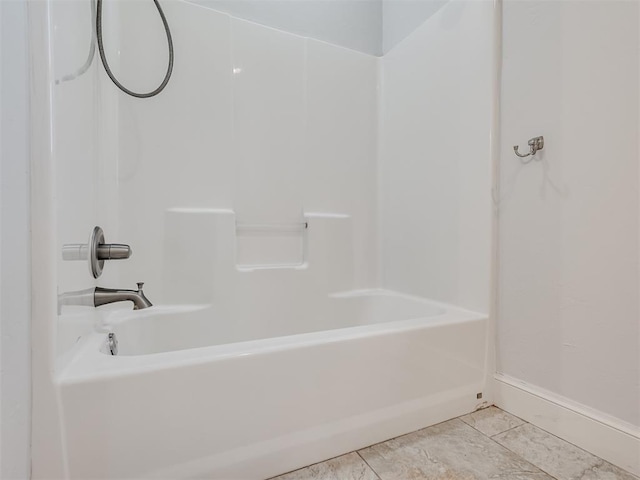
[
  {"x1": 62, "y1": 243, "x2": 131, "y2": 261},
  {"x1": 62, "y1": 226, "x2": 133, "y2": 278},
  {"x1": 136, "y1": 282, "x2": 145, "y2": 291},
  {"x1": 96, "y1": 243, "x2": 132, "y2": 260}
]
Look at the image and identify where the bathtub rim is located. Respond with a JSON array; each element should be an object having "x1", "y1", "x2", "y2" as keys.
[{"x1": 56, "y1": 293, "x2": 487, "y2": 385}]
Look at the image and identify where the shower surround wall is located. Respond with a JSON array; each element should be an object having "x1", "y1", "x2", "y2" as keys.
[
  {"x1": 189, "y1": 0, "x2": 383, "y2": 55},
  {"x1": 379, "y1": 0, "x2": 493, "y2": 314},
  {"x1": 114, "y1": 0, "x2": 492, "y2": 313},
  {"x1": 114, "y1": 0, "x2": 380, "y2": 300},
  {"x1": 30, "y1": 1, "x2": 114, "y2": 477}
]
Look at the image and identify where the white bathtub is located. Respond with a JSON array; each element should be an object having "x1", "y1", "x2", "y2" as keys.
[{"x1": 56, "y1": 289, "x2": 488, "y2": 479}]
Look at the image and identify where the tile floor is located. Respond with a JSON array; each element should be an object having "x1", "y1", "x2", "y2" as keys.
[{"x1": 271, "y1": 407, "x2": 639, "y2": 480}]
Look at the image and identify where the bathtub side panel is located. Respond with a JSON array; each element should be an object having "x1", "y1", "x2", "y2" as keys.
[{"x1": 59, "y1": 317, "x2": 488, "y2": 479}]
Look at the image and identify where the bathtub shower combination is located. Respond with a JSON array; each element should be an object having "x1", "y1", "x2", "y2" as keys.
[
  {"x1": 42, "y1": 0, "x2": 496, "y2": 478},
  {"x1": 57, "y1": 212, "x2": 489, "y2": 478}
]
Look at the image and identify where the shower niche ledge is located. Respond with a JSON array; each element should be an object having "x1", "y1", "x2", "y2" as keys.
[
  {"x1": 162, "y1": 208, "x2": 355, "y2": 304},
  {"x1": 235, "y1": 221, "x2": 308, "y2": 270}
]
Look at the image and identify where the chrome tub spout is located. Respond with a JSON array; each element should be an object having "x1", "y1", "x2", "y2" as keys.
[{"x1": 59, "y1": 282, "x2": 152, "y2": 312}]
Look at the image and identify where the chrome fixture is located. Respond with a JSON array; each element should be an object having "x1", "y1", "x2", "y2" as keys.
[
  {"x1": 108, "y1": 333, "x2": 119, "y2": 356},
  {"x1": 57, "y1": 0, "x2": 174, "y2": 99},
  {"x1": 62, "y1": 226, "x2": 132, "y2": 278},
  {"x1": 514, "y1": 136, "x2": 544, "y2": 158},
  {"x1": 95, "y1": 283, "x2": 153, "y2": 310},
  {"x1": 58, "y1": 282, "x2": 153, "y2": 312},
  {"x1": 97, "y1": 0, "x2": 174, "y2": 98}
]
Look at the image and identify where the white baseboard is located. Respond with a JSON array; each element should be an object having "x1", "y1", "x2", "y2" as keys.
[{"x1": 493, "y1": 373, "x2": 640, "y2": 477}]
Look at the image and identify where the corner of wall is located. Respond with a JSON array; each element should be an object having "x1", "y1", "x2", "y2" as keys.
[
  {"x1": 494, "y1": 374, "x2": 640, "y2": 477},
  {"x1": 1, "y1": 0, "x2": 32, "y2": 478},
  {"x1": 27, "y1": 0, "x2": 68, "y2": 477},
  {"x1": 484, "y1": 0, "x2": 503, "y2": 410}
]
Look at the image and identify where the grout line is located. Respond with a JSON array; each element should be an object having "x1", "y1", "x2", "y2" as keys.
[
  {"x1": 459, "y1": 420, "x2": 496, "y2": 438},
  {"x1": 489, "y1": 421, "x2": 528, "y2": 438},
  {"x1": 456, "y1": 407, "x2": 527, "y2": 440},
  {"x1": 272, "y1": 406, "x2": 638, "y2": 480},
  {"x1": 356, "y1": 451, "x2": 383, "y2": 480},
  {"x1": 491, "y1": 417, "x2": 640, "y2": 479},
  {"x1": 497, "y1": 406, "x2": 640, "y2": 478},
  {"x1": 484, "y1": 430, "x2": 561, "y2": 480},
  {"x1": 276, "y1": 406, "x2": 638, "y2": 480},
  {"x1": 454, "y1": 411, "x2": 560, "y2": 480}
]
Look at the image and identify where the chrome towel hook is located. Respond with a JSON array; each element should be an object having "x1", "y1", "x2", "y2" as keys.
[{"x1": 514, "y1": 136, "x2": 544, "y2": 158}]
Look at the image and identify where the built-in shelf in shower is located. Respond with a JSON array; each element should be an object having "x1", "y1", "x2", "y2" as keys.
[{"x1": 235, "y1": 221, "x2": 307, "y2": 270}]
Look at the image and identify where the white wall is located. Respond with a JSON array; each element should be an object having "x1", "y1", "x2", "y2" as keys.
[
  {"x1": 50, "y1": 0, "x2": 494, "y2": 313},
  {"x1": 110, "y1": 0, "x2": 493, "y2": 312},
  {"x1": 382, "y1": 0, "x2": 447, "y2": 54},
  {"x1": 498, "y1": 0, "x2": 640, "y2": 428},
  {"x1": 112, "y1": 1, "x2": 379, "y2": 302},
  {"x1": 0, "y1": 1, "x2": 31, "y2": 478},
  {"x1": 187, "y1": 0, "x2": 454, "y2": 56},
  {"x1": 379, "y1": 0, "x2": 494, "y2": 314},
  {"x1": 187, "y1": 0, "x2": 383, "y2": 56},
  {"x1": 30, "y1": 0, "x2": 115, "y2": 477},
  {"x1": 53, "y1": 0, "x2": 116, "y2": 293}
]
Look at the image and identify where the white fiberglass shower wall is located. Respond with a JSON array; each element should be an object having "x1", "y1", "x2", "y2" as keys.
[
  {"x1": 113, "y1": 0, "x2": 380, "y2": 300},
  {"x1": 379, "y1": 0, "x2": 493, "y2": 313},
  {"x1": 29, "y1": 0, "x2": 496, "y2": 478}
]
